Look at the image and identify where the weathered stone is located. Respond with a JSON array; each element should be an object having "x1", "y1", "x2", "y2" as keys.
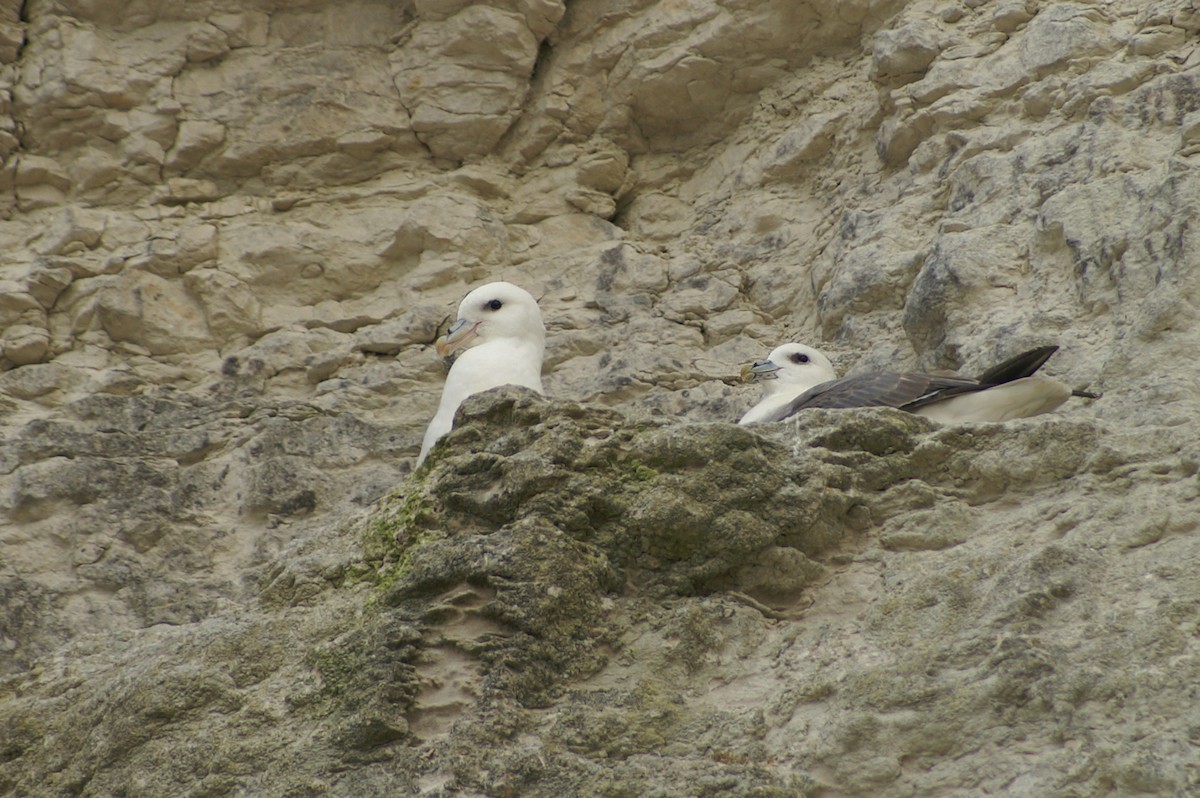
[
  {"x1": 881, "y1": 6, "x2": 1121, "y2": 166},
  {"x1": 761, "y1": 112, "x2": 844, "y2": 179},
  {"x1": 32, "y1": 208, "x2": 105, "y2": 256},
  {"x1": 901, "y1": 227, "x2": 1030, "y2": 359},
  {"x1": 870, "y1": 25, "x2": 942, "y2": 86},
  {"x1": 2, "y1": 0, "x2": 1200, "y2": 794},
  {"x1": 95, "y1": 270, "x2": 214, "y2": 355},
  {"x1": 173, "y1": 44, "x2": 420, "y2": 189},
  {"x1": 354, "y1": 304, "x2": 448, "y2": 355},
  {"x1": 1183, "y1": 109, "x2": 1200, "y2": 156},
  {"x1": 183, "y1": 268, "x2": 264, "y2": 345},
  {"x1": 381, "y1": 192, "x2": 510, "y2": 268},
  {"x1": 24, "y1": 262, "x2": 74, "y2": 309},
  {"x1": 210, "y1": 11, "x2": 270, "y2": 48},
  {"x1": 992, "y1": 0, "x2": 1036, "y2": 33},
  {"x1": 817, "y1": 244, "x2": 924, "y2": 337},
  {"x1": 0, "y1": 285, "x2": 42, "y2": 329},
  {"x1": 0, "y1": 19, "x2": 23, "y2": 63},
  {"x1": 164, "y1": 120, "x2": 226, "y2": 173},
  {"x1": 185, "y1": 22, "x2": 229, "y2": 63},
  {"x1": 1, "y1": 324, "x2": 51, "y2": 365},
  {"x1": 3, "y1": 389, "x2": 1199, "y2": 795},
  {"x1": 0, "y1": 362, "x2": 79, "y2": 401},
  {"x1": 15, "y1": 155, "x2": 70, "y2": 192},
  {"x1": 392, "y1": 4, "x2": 546, "y2": 161}
]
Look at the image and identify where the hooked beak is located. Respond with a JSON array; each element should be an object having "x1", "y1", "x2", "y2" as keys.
[
  {"x1": 740, "y1": 359, "x2": 781, "y2": 383},
  {"x1": 435, "y1": 318, "x2": 482, "y2": 357}
]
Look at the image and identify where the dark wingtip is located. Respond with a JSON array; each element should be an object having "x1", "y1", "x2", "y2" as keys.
[
  {"x1": 1072, "y1": 389, "x2": 1102, "y2": 400},
  {"x1": 975, "y1": 345, "x2": 1059, "y2": 385}
]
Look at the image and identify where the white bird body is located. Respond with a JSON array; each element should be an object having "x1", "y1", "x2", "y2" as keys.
[
  {"x1": 417, "y1": 282, "x2": 545, "y2": 465},
  {"x1": 913, "y1": 376, "x2": 1070, "y2": 424}
]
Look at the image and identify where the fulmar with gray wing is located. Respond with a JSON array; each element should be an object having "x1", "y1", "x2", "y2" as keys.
[{"x1": 740, "y1": 344, "x2": 1099, "y2": 425}]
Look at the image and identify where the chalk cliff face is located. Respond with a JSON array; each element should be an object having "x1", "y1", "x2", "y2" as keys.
[{"x1": 2, "y1": 0, "x2": 1199, "y2": 794}]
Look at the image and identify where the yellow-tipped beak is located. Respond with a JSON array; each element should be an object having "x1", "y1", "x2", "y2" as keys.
[
  {"x1": 740, "y1": 359, "x2": 781, "y2": 383},
  {"x1": 435, "y1": 319, "x2": 481, "y2": 357}
]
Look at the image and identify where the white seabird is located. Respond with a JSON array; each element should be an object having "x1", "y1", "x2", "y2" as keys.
[
  {"x1": 738, "y1": 343, "x2": 1099, "y2": 425},
  {"x1": 416, "y1": 281, "x2": 545, "y2": 465}
]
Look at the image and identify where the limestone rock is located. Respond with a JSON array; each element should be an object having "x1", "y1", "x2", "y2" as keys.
[
  {"x1": 0, "y1": 16, "x2": 22, "y2": 64},
  {"x1": 92, "y1": 271, "x2": 210, "y2": 355},
  {"x1": 3, "y1": 390, "x2": 1199, "y2": 796},
  {"x1": 0, "y1": 285, "x2": 43, "y2": 331},
  {"x1": 870, "y1": 25, "x2": 943, "y2": 87},
  {"x1": 163, "y1": 120, "x2": 226, "y2": 173},
  {"x1": 14, "y1": 155, "x2": 70, "y2": 209},
  {"x1": 184, "y1": 22, "x2": 229, "y2": 64},
  {"x1": 1, "y1": 324, "x2": 50, "y2": 365},
  {"x1": 23, "y1": 263, "x2": 73, "y2": 310},
  {"x1": 760, "y1": 112, "x2": 844, "y2": 179},
  {"x1": 391, "y1": 2, "x2": 562, "y2": 161},
  {"x1": 3, "y1": 0, "x2": 1200, "y2": 794},
  {"x1": 381, "y1": 192, "x2": 511, "y2": 274},
  {"x1": 183, "y1": 268, "x2": 264, "y2": 345}
]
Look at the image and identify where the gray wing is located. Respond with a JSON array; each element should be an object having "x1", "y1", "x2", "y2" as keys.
[{"x1": 778, "y1": 371, "x2": 987, "y2": 420}]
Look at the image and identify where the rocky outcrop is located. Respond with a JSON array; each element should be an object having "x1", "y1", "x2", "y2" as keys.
[
  {"x1": 2, "y1": 0, "x2": 1200, "y2": 794},
  {"x1": 3, "y1": 389, "x2": 1197, "y2": 795}
]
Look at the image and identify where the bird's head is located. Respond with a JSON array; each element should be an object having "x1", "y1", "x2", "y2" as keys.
[
  {"x1": 740, "y1": 343, "x2": 837, "y2": 393},
  {"x1": 436, "y1": 281, "x2": 545, "y2": 357}
]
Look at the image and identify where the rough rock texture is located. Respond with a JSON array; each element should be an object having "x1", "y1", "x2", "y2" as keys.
[
  {"x1": 2, "y1": 0, "x2": 1200, "y2": 795},
  {"x1": 4, "y1": 389, "x2": 1199, "y2": 796}
]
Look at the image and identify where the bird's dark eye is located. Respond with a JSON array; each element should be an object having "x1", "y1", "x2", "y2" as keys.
[
  {"x1": 486, "y1": 299, "x2": 503, "y2": 310},
  {"x1": 791, "y1": 353, "x2": 810, "y2": 364}
]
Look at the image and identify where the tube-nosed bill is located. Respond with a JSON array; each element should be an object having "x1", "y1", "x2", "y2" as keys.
[
  {"x1": 435, "y1": 318, "x2": 482, "y2": 357},
  {"x1": 740, "y1": 359, "x2": 782, "y2": 383}
]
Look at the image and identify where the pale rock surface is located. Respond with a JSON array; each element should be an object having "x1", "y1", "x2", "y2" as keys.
[
  {"x1": 2, "y1": 0, "x2": 1200, "y2": 794},
  {"x1": 392, "y1": 0, "x2": 565, "y2": 161},
  {"x1": 2, "y1": 389, "x2": 1198, "y2": 796}
]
